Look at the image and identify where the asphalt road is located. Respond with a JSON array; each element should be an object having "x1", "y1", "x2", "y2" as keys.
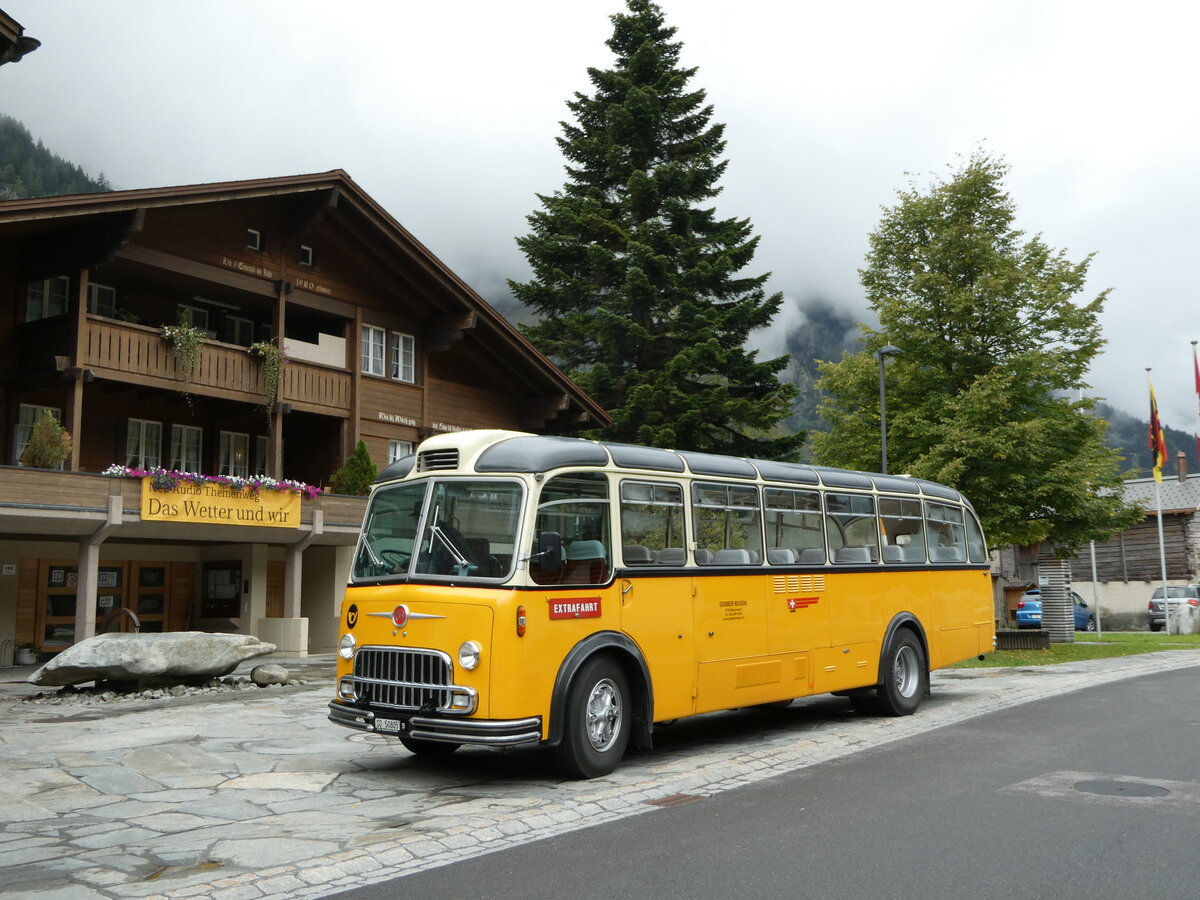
[{"x1": 336, "y1": 667, "x2": 1200, "y2": 900}]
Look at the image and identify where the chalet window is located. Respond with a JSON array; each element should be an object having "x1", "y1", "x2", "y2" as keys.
[
  {"x1": 25, "y1": 276, "x2": 69, "y2": 321},
  {"x1": 13, "y1": 404, "x2": 62, "y2": 466},
  {"x1": 299, "y1": 244, "x2": 315, "y2": 266},
  {"x1": 169, "y1": 424, "x2": 203, "y2": 472},
  {"x1": 219, "y1": 431, "x2": 250, "y2": 478},
  {"x1": 255, "y1": 435, "x2": 268, "y2": 476},
  {"x1": 391, "y1": 332, "x2": 416, "y2": 383},
  {"x1": 126, "y1": 418, "x2": 163, "y2": 469},
  {"x1": 87, "y1": 283, "x2": 117, "y2": 318},
  {"x1": 246, "y1": 228, "x2": 263, "y2": 251},
  {"x1": 224, "y1": 315, "x2": 254, "y2": 347},
  {"x1": 176, "y1": 304, "x2": 209, "y2": 331},
  {"x1": 388, "y1": 439, "x2": 414, "y2": 463},
  {"x1": 361, "y1": 325, "x2": 385, "y2": 376}
]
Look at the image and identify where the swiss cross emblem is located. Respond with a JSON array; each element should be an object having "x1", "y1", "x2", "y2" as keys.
[{"x1": 787, "y1": 597, "x2": 818, "y2": 611}]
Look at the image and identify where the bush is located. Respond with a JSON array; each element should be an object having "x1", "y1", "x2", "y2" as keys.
[
  {"x1": 330, "y1": 441, "x2": 378, "y2": 495},
  {"x1": 21, "y1": 411, "x2": 72, "y2": 468}
]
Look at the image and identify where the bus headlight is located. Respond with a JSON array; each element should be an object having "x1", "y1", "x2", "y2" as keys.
[
  {"x1": 339, "y1": 633, "x2": 357, "y2": 660},
  {"x1": 458, "y1": 640, "x2": 481, "y2": 670}
]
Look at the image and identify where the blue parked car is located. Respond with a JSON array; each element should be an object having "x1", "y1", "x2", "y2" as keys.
[{"x1": 1015, "y1": 590, "x2": 1096, "y2": 631}]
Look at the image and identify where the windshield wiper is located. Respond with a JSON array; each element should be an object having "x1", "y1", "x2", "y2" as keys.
[
  {"x1": 360, "y1": 539, "x2": 386, "y2": 569},
  {"x1": 428, "y1": 505, "x2": 470, "y2": 569}
]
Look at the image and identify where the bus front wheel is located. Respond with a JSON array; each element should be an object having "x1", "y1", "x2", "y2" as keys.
[
  {"x1": 876, "y1": 630, "x2": 927, "y2": 716},
  {"x1": 555, "y1": 655, "x2": 630, "y2": 779}
]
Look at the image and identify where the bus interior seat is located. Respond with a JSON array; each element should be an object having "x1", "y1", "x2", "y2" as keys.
[
  {"x1": 834, "y1": 546, "x2": 873, "y2": 564},
  {"x1": 767, "y1": 548, "x2": 797, "y2": 565},
  {"x1": 713, "y1": 548, "x2": 753, "y2": 565},
  {"x1": 882, "y1": 544, "x2": 905, "y2": 563},
  {"x1": 561, "y1": 540, "x2": 608, "y2": 583},
  {"x1": 623, "y1": 545, "x2": 654, "y2": 565},
  {"x1": 694, "y1": 548, "x2": 714, "y2": 565},
  {"x1": 930, "y1": 546, "x2": 965, "y2": 562},
  {"x1": 796, "y1": 547, "x2": 826, "y2": 564},
  {"x1": 657, "y1": 547, "x2": 687, "y2": 566}
]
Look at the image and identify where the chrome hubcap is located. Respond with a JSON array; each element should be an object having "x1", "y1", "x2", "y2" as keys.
[
  {"x1": 585, "y1": 677, "x2": 622, "y2": 752},
  {"x1": 893, "y1": 645, "x2": 919, "y2": 698}
]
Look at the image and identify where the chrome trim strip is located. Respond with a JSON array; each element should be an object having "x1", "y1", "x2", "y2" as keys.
[
  {"x1": 327, "y1": 702, "x2": 542, "y2": 747},
  {"x1": 408, "y1": 714, "x2": 542, "y2": 734},
  {"x1": 405, "y1": 726, "x2": 542, "y2": 747},
  {"x1": 366, "y1": 611, "x2": 445, "y2": 620},
  {"x1": 407, "y1": 714, "x2": 543, "y2": 746}
]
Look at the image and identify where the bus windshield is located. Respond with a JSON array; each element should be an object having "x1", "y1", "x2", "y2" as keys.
[{"x1": 353, "y1": 479, "x2": 524, "y2": 582}]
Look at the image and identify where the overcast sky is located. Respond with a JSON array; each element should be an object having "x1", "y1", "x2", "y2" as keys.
[{"x1": 4, "y1": 0, "x2": 1199, "y2": 433}]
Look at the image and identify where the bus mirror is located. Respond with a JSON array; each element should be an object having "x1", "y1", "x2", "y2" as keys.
[{"x1": 537, "y1": 531, "x2": 563, "y2": 572}]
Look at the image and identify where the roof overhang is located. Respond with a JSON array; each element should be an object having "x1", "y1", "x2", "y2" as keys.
[
  {"x1": 0, "y1": 10, "x2": 40, "y2": 65},
  {"x1": 0, "y1": 171, "x2": 610, "y2": 430}
]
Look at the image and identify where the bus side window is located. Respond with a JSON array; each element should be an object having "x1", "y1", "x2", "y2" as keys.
[
  {"x1": 926, "y1": 502, "x2": 966, "y2": 562},
  {"x1": 533, "y1": 472, "x2": 611, "y2": 585},
  {"x1": 764, "y1": 487, "x2": 824, "y2": 565},
  {"x1": 692, "y1": 482, "x2": 763, "y2": 565},
  {"x1": 965, "y1": 511, "x2": 988, "y2": 563},
  {"x1": 826, "y1": 493, "x2": 878, "y2": 564},
  {"x1": 620, "y1": 480, "x2": 686, "y2": 566},
  {"x1": 878, "y1": 496, "x2": 925, "y2": 564}
]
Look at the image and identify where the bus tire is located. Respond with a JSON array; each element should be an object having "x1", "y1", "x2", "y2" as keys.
[
  {"x1": 399, "y1": 735, "x2": 461, "y2": 757},
  {"x1": 554, "y1": 655, "x2": 630, "y2": 779},
  {"x1": 876, "y1": 630, "x2": 927, "y2": 716}
]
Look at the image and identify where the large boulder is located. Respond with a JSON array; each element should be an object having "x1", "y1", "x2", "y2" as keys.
[{"x1": 28, "y1": 632, "x2": 277, "y2": 688}]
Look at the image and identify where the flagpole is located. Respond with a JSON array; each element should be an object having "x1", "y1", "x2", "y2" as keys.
[
  {"x1": 1149, "y1": 368, "x2": 1170, "y2": 633},
  {"x1": 1155, "y1": 478, "x2": 1169, "y2": 633},
  {"x1": 1192, "y1": 341, "x2": 1200, "y2": 467}
]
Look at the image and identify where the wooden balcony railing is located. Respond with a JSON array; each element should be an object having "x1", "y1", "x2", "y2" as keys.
[
  {"x1": 79, "y1": 318, "x2": 351, "y2": 416},
  {"x1": 0, "y1": 465, "x2": 366, "y2": 536}
]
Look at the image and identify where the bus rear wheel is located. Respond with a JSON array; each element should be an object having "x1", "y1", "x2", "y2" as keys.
[
  {"x1": 876, "y1": 630, "x2": 927, "y2": 716},
  {"x1": 555, "y1": 655, "x2": 630, "y2": 779}
]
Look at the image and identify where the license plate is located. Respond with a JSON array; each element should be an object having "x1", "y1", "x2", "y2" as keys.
[{"x1": 374, "y1": 717, "x2": 404, "y2": 734}]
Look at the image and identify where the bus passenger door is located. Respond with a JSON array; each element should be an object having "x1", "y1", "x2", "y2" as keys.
[
  {"x1": 618, "y1": 574, "x2": 695, "y2": 723},
  {"x1": 692, "y1": 571, "x2": 777, "y2": 713}
]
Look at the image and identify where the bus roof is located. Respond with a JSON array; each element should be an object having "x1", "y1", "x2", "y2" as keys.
[{"x1": 377, "y1": 430, "x2": 970, "y2": 506}]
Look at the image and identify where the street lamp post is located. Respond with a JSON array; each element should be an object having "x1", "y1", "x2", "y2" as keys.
[{"x1": 877, "y1": 345, "x2": 903, "y2": 474}]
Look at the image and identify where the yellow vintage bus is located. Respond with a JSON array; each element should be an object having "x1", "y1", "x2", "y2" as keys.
[{"x1": 329, "y1": 429, "x2": 995, "y2": 778}]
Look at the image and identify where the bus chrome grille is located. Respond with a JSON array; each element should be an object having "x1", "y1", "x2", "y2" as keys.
[{"x1": 353, "y1": 647, "x2": 453, "y2": 711}]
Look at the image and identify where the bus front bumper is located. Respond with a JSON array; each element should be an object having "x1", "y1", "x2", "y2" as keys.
[{"x1": 328, "y1": 700, "x2": 543, "y2": 747}]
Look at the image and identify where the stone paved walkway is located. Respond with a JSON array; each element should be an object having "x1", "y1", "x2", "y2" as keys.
[{"x1": 4, "y1": 649, "x2": 1200, "y2": 899}]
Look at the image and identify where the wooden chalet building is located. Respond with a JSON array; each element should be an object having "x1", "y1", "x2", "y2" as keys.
[
  {"x1": 1067, "y1": 467, "x2": 1200, "y2": 629},
  {"x1": 0, "y1": 8, "x2": 40, "y2": 67},
  {"x1": 0, "y1": 171, "x2": 607, "y2": 660}
]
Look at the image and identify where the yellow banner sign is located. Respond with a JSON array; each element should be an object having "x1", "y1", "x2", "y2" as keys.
[{"x1": 140, "y1": 478, "x2": 300, "y2": 528}]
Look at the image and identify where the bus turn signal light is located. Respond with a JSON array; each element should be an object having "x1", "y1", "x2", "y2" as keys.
[{"x1": 517, "y1": 605, "x2": 527, "y2": 637}]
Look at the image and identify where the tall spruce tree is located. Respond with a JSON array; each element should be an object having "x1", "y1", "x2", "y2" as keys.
[
  {"x1": 511, "y1": 0, "x2": 801, "y2": 459},
  {"x1": 811, "y1": 153, "x2": 1141, "y2": 551}
]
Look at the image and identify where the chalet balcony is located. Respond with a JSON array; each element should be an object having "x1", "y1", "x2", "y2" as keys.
[
  {"x1": 70, "y1": 317, "x2": 352, "y2": 417},
  {"x1": 0, "y1": 464, "x2": 366, "y2": 543}
]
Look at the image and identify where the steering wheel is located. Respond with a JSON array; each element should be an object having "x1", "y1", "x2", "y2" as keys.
[{"x1": 380, "y1": 549, "x2": 411, "y2": 571}]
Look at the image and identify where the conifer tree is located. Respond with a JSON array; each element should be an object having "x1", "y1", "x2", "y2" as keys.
[
  {"x1": 330, "y1": 441, "x2": 378, "y2": 496},
  {"x1": 511, "y1": 0, "x2": 800, "y2": 459}
]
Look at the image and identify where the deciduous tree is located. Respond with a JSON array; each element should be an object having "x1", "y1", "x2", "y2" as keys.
[{"x1": 812, "y1": 153, "x2": 1141, "y2": 550}]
